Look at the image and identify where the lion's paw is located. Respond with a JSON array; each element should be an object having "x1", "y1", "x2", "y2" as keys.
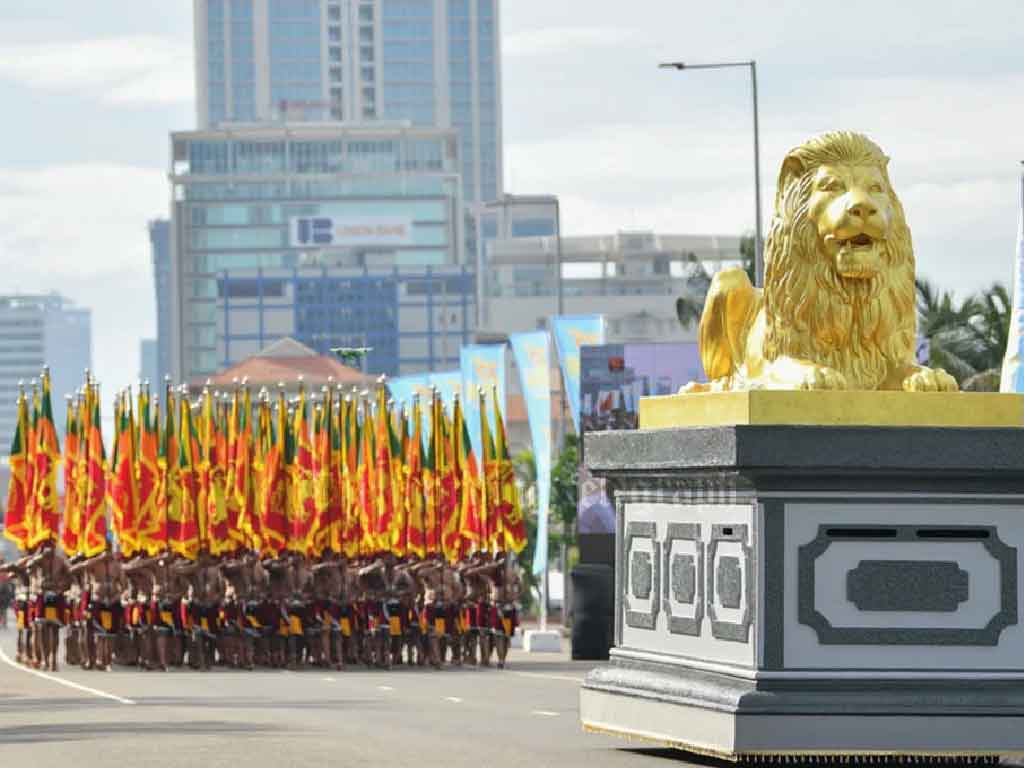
[
  {"x1": 902, "y1": 367, "x2": 958, "y2": 393},
  {"x1": 679, "y1": 381, "x2": 710, "y2": 394},
  {"x1": 798, "y1": 365, "x2": 847, "y2": 391}
]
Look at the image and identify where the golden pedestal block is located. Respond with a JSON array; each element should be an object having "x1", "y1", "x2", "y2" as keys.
[{"x1": 638, "y1": 390, "x2": 1024, "y2": 430}]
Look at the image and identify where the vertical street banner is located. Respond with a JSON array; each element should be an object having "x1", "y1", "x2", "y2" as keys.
[
  {"x1": 550, "y1": 314, "x2": 606, "y2": 434},
  {"x1": 460, "y1": 344, "x2": 507, "y2": 462},
  {"x1": 1001, "y1": 165, "x2": 1024, "y2": 393},
  {"x1": 510, "y1": 331, "x2": 552, "y2": 577}
]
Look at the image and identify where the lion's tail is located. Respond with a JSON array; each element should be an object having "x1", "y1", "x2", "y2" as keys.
[{"x1": 697, "y1": 267, "x2": 761, "y2": 382}]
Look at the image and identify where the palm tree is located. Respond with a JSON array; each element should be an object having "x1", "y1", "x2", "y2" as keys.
[
  {"x1": 916, "y1": 279, "x2": 1011, "y2": 388},
  {"x1": 675, "y1": 252, "x2": 710, "y2": 329}
]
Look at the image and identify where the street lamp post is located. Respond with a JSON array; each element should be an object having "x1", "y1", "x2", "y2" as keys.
[{"x1": 659, "y1": 60, "x2": 764, "y2": 285}]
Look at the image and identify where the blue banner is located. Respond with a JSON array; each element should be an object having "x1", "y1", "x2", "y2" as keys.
[
  {"x1": 1001, "y1": 168, "x2": 1024, "y2": 392},
  {"x1": 387, "y1": 374, "x2": 432, "y2": 434},
  {"x1": 551, "y1": 314, "x2": 605, "y2": 434},
  {"x1": 460, "y1": 344, "x2": 506, "y2": 461},
  {"x1": 510, "y1": 331, "x2": 552, "y2": 577},
  {"x1": 428, "y1": 370, "x2": 462, "y2": 414}
]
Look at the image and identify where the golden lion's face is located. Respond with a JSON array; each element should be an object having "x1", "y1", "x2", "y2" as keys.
[{"x1": 807, "y1": 163, "x2": 893, "y2": 280}]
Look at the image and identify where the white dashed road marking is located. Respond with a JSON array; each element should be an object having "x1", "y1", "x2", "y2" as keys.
[
  {"x1": 531, "y1": 710, "x2": 560, "y2": 717},
  {"x1": 0, "y1": 647, "x2": 136, "y2": 705},
  {"x1": 445, "y1": 696, "x2": 463, "y2": 703}
]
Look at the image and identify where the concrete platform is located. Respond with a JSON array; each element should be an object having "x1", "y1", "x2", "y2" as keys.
[{"x1": 581, "y1": 423, "x2": 1024, "y2": 759}]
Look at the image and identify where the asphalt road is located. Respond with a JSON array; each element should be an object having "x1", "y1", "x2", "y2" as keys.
[{"x1": 0, "y1": 625, "x2": 704, "y2": 768}]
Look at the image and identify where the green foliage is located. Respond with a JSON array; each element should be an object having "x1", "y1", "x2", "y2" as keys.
[
  {"x1": 550, "y1": 433, "x2": 579, "y2": 530},
  {"x1": 511, "y1": 434, "x2": 580, "y2": 617},
  {"x1": 917, "y1": 279, "x2": 1010, "y2": 386}
]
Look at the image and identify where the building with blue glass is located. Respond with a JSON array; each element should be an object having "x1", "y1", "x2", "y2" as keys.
[
  {"x1": 194, "y1": 0, "x2": 502, "y2": 209},
  {"x1": 168, "y1": 121, "x2": 468, "y2": 381},
  {"x1": 149, "y1": 218, "x2": 173, "y2": 386}
]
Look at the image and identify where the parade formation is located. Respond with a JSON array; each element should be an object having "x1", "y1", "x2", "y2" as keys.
[{"x1": 1, "y1": 368, "x2": 526, "y2": 674}]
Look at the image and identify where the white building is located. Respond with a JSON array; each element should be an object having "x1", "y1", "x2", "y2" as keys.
[
  {"x1": 482, "y1": 230, "x2": 745, "y2": 343},
  {"x1": 0, "y1": 294, "x2": 92, "y2": 456}
]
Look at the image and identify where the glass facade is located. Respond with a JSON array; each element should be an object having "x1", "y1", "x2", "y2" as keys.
[
  {"x1": 207, "y1": 0, "x2": 227, "y2": 124},
  {"x1": 476, "y1": 0, "x2": 498, "y2": 203},
  {"x1": 447, "y1": 0, "x2": 474, "y2": 202},
  {"x1": 172, "y1": 128, "x2": 463, "y2": 379},
  {"x1": 269, "y1": 0, "x2": 325, "y2": 120},
  {"x1": 230, "y1": 0, "x2": 256, "y2": 120},
  {"x1": 197, "y1": 0, "x2": 501, "y2": 205},
  {"x1": 381, "y1": 0, "x2": 435, "y2": 126},
  {"x1": 216, "y1": 267, "x2": 474, "y2": 376}
]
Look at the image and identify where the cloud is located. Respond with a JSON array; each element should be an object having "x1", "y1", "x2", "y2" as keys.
[
  {"x1": 504, "y1": 27, "x2": 636, "y2": 58},
  {"x1": 0, "y1": 162, "x2": 164, "y2": 424},
  {"x1": 0, "y1": 36, "x2": 192, "y2": 105}
]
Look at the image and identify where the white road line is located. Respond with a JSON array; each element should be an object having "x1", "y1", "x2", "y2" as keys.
[
  {"x1": 323, "y1": 676, "x2": 336, "y2": 682},
  {"x1": 377, "y1": 685, "x2": 394, "y2": 692},
  {"x1": 444, "y1": 696, "x2": 463, "y2": 703},
  {"x1": 0, "y1": 647, "x2": 136, "y2": 705},
  {"x1": 508, "y1": 670, "x2": 585, "y2": 684},
  {"x1": 531, "y1": 710, "x2": 560, "y2": 717}
]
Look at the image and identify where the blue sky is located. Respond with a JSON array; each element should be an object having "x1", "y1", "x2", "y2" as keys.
[{"x1": 0, "y1": 0, "x2": 1021, "y2": 404}]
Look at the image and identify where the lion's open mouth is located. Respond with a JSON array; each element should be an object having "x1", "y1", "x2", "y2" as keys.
[{"x1": 838, "y1": 233, "x2": 874, "y2": 249}]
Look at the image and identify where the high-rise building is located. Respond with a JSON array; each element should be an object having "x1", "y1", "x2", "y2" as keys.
[
  {"x1": 0, "y1": 294, "x2": 91, "y2": 457},
  {"x1": 168, "y1": 121, "x2": 465, "y2": 381},
  {"x1": 149, "y1": 218, "x2": 173, "y2": 387},
  {"x1": 194, "y1": 0, "x2": 502, "y2": 208},
  {"x1": 139, "y1": 338, "x2": 159, "y2": 388}
]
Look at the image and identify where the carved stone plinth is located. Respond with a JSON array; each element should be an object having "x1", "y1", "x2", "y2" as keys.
[{"x1": 580, "y1": 425, "x2": 1024, "y2": 759}]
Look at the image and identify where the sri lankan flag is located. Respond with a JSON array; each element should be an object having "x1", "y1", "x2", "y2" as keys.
[
  {"x1": 440, "y1": 397, "x2": 463, "y2": 562},
  {"x1": 61, "y1": 396, "x2": 82, "y2": 556},
  {"x1": 373, "y1": 388, "x2": 395, "y2": 553},
  {"x1": 481, "y1": 388, "x2": 501, "y2": 551},
  {"x1": 82, "y1": 390, "x2": 108, "y2": 557},
  {"x1": 405, "y1": 396, "x2": 426, "y2": 559},
  {"x1": 492, "y1": 388, "x2": 525, "y2": 553},
  {"x1": 341, "y1": 396, "x2": 361, "y2": 558},
  {"x1": 423, "y1": 392, "x2": 440, "y2": 556},
  {"x1": 456, "y1": 393, "x2": 484, "y2": 555},
  {"x1": 136, "y1": 388, "x2": 163, "y2": 555},
  {"x1": 257, "y1": 393, "x2": 288, "y2": 558},
  {"x1": 228, "y1": 387, "x2": 255, "y2": 552},
  {"x1": 110, "y1": 391, "x2": 140, "y2": 556},
  {"x1": 159, "y1": 387, "x2": 180, "y2": 556},
  {"x1": 311, "y1": 397, "x2": 330, "y2": 556},
  {"x1": 204, "y1": 390, "x2": 232, "y2": 556},
  {"x1": 171, "y1": 396, "x2": 200, "y2": 560},
  {"x1": 3, "y1": 390, "x2": 30, "y2": 551},
  {"x1": 289, "y1": 387, "x2": 315, "y2": 555},
  {"x1": 388, "y1": 404, "x2": 407, "y2": 556},
  {"x1": 27, "y1": 371, "x2": 60, "y2": 549}
]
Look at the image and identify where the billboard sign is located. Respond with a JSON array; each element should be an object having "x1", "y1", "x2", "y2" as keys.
[
  {"x1": 577, "y1": 342, "x2": 704, "y2": 535},
  {"x1": 290, "y1": 216, "x2": 413, "y2": 248}
]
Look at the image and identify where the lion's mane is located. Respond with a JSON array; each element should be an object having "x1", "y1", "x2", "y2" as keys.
[{"x1": 761, "y1": 131, "x2": 916, "y2": 390}]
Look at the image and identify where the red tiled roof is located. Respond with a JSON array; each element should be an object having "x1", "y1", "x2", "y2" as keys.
[{"x1": 202, "y1": 355, "x2": 372, "y2": 388}]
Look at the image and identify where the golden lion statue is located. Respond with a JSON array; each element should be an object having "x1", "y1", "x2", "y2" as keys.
[{"x1": 684, "y1": 131, "x2": 957, "y2": 392}]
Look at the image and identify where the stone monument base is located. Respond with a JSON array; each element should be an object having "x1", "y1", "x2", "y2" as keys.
[
  {"x1": 580, "y1": 420, "x2": 1024, "y2": 760},
  {"x1": 582, "y1": 660, "x2": 1024, "y2": 758}
]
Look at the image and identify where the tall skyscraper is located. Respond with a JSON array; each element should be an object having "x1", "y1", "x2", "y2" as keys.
[
  {"x1": 149, "y1": 218, "x2": 173, "y2": 387},
  {"x1": 194, "y1": 0, "x2": 503, "y2": 207},
  {"x1": 0, "y1": 294, "x2": 91, "y2": 457}
]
